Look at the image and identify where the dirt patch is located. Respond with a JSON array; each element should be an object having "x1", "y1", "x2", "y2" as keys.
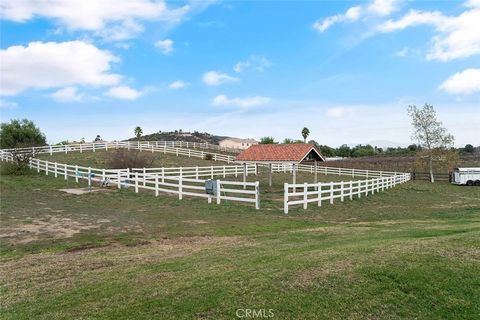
[
  {"x1": 0, "y1": 215, "x2": 103, "y2": 244},
  {"x1": 58, "y1": 188, "x2": 111, "y2": 195},
  {"x1": 183, "y1": 220, "x2": 209, "y2": 225}
]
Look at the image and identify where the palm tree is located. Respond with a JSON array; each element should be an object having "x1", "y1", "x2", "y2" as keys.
[
  {"x1": 134, "y1": 126, "x2": 143, "y2": 141},
  {"x1": 301, "y1": 127, "x2": 310, "y2": 143}
]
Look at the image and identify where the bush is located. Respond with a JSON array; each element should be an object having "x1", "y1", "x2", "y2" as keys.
[
  {"x1": 106, "y1": 150, "x2": 156, "y2": 169},
  {"x1": 204, "y1": 153, "x2": 213, "y2": 160}
]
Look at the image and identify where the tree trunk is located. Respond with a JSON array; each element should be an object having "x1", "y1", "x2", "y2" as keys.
[{"x1": 429, "y1": 153, "x2": 434, "y2": 183}]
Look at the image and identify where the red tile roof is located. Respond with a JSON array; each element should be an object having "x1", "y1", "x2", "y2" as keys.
[{"x1": 235, "y1": 143, "x2": 325, "y2": 162}]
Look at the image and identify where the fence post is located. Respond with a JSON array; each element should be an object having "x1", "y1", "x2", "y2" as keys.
[
  {"x1": 317, "y1": 182, "x2": 322, "y2": 207},
  {"x1": 135, "y1": 172, "x2": 139, "y2": 193},
  {"x1": 178, "y1": 176, "x2": 183, "y2": 200},
  {"x1": 49, "y1": 146, "x2": 52, "y2": 155},
  {"x1": 143, "y1": 168, "x2": 146, "y2": 186},
  {"x1": 216, "y1": 179, "x2": 221, "y2": 205},
  {"x1": 117, "y1": 171, "x2": 121, "y2": 189},
  {"x1": 64, "y1": 163, "x2": 68, "y2": 180},
  {"x1": 340, "y1": 181, "x2": 344, "y2": 202},
  {"x1": 45, "y1": 160, "x2": 49, "y2": 175},
  {"x1": 349, "y1": 181, "x2": 353, "y2": 200},
  {"x1": 330, "y1": 183, "x2": 334, "y2": 204},
  {"x1": 75, "y1": 165, "x2": 79, "y2": 182},
  {"x1": 303, "y1": 183, "x2": 308, "y2": 209},
  {"x1": 223, "y1": 165, "x2": 226, "y2": 178},
  {"x1": 155, "y1": 176, "x2": 159, "y2": 196},
  {"x1": 37, "y1": 160, "x2": 40, "y2": 173},
  {"x1": 64, "y1": 145, "x2": 67, "y2": 154},
  {"x1": 93, "y1": 143, "x2": 96, "y2": 152},
  {"x1": 211, "y1": 166, "x2": 214, "y2": 179},
  {"x1": 105, "y1": 143, "x2": 108, "y2": 151},
  {"x1": 102, "y1": 169, "x2": 106, "y2": 182},
  {"x1": 255, "y1": 181, "x2": 260, "y2": 210},
  {"x1": 54, "y1": 162, "x2": 58, "y2": 177},
  {"x1": 196, "y1": 166, "x2": 199, "y2": 180},
  {"x1": 161, "y1": 168, "x2": 165, "y2": 183},
  {"x1": 284, "y1": 183, "x2": 289, "y2": 214}
]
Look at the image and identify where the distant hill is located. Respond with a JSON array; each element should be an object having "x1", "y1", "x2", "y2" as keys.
[{"x1": 126, "y1": 131, "x2": 229, "y2": 145}]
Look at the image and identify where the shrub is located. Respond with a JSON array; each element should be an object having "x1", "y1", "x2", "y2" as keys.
[{"x1": 106, "y1": 150, "x2": 156, "y2": 169}]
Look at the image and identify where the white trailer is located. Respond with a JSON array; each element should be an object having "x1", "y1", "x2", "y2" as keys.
[{"x1": 451, "y1": 168, "x2": 480, "y2": 186}]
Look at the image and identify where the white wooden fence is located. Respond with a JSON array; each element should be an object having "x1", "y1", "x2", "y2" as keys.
[
  {"x1": 0, "y1": 152, "x2": 260, "y2": 209},
  {"x1": 283, "y1": 173, "x2": 411, "y2": 214},
  {"x1": 1, "y1": 141, "x2": 237, "y2": 163}
]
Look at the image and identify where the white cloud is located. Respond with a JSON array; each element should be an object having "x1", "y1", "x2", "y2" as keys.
[
  {"x1": 104, "y1": 86, "x2": 143, "y2": 100},
  {"x1": 0, "y1": 41, "x2": 121, "y2": 96},
  {"x1": 155, "y1": 39, "x2": 174, "y2": 55},
  {"x1": 379, "y1": 3, "x2": 480, "y2": 61},
  {"x1": 326, "y1": 107, "x2": 354, "y2": 118},
  {"x1": 233, "y1": 55, "x2": 272, "y2": 73},
  {"x1": 212, "y1": 94, "x2": 271, "y2": 108},
  {"x1": 439, "y1": 68, "x2": 480, "y2": 95},
  {"x1": 313, "y1": 0, "x2": 401, "y2": 32},
  {"x1": 169, "y1": 80, "x2": 189, "y2": 89},
  {"x1": 0, "y1": 0, "x2": 191, "y2": 41},
  {"x1": 202, "y1": 71, "x2": 238, "y2": 86},
  {"x1": 0, "y1": 99, "x2": 17, "y2": 109},
  {"x1": 51, "y1": 86, "x2": 84, "y2": 102}
]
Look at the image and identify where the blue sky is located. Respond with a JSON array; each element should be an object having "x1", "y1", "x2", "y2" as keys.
[{"x1": 1, "y1": 0, "x2": 479, "y2": 146}]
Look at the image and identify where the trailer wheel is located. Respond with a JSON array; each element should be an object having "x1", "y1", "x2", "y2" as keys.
[
  {"x1": 466, "y1": 180, "x2": 474, "y2": 186},
  {"x1": 475, "y1": 180, "x2": 480, "y2": 186}
]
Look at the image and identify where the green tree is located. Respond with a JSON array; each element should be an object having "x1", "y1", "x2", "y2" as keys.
[
  {"x1": 301, "y1": 127, "x2": 310, "y2": 143},
  {"x1": 336, "y1": 144, "x2": 351, "y2": 157},
  {"x1": 0, "y1": 119, "x2": 46, "y2": 149},
  {"x1": 259, "y1": 136, "x2": 277, "y2": 144},
  {"x1": 94, "y1": 135, "x2": 102, "y2": 142},
  {"x1": 464, "y1": 144, "x2": 474, "y2": 153},
  {"x1": 134, "y1": 126, "x2": 143, "y2": 141},
  {"x1": 283, "y1": 138, "x2": 295, "y2": 144},
  {"x1": 407, "y1": 104, "x2": 454, "y2": 182}
]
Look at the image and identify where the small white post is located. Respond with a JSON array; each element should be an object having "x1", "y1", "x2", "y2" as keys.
[
  {"x1": 284, "y1": 183, "x2": 289, "y2": 214},
  {"x1": 317, "y1": 182, "x2": 322, "y2": 207},
  {"x1": 75, "y1": 165, "x2": 79, "y2": 182},
  {"x1": 340, "y1": 181, "x2": 344, "y2": 202},
  {"x1": 64, "y1": 145, "x2": 67, "y2": 154},
  {"x1": 314, "y1": 161, "x2": 318, "y2": 184},
  {"x1": 117, "y1": 171, "x2": 121, "y2": 189},
  {"x1": 54, "y1": 162, "x2": 58, "y2": 177},
  {"x1": 155, "y1": 176, "x2": 159, "y2": 196},
  {"x1": 255, "y1": 181, "x2": 260, "y2": 210},
  {"x1": 37, "y1": 161, "x2": 40, "y2": 173},
  {"x1": 349, "y1": 181, "x2": 353, "y2": 200},
  {"x1": 102, "y1": 169, "x2": 106, "y2": 182},
  {"x1": 211, "y1": 166, "x2": 214, "y2": 179},
  {"x1": 196, "y1": 166, "x2": 199, "y2": 180},
  {"x1": 178, "y1": 176, "x2": 183, "y2": 200},
  {"x1": 64, "y1": 163, "x2": 68, "y2": 180},
  {"x1": 135, "y1": 172, "x2": 139, "y2": 193},
  {"x1": 303, "y1": 183, "x2": 308, "y2": 209},
  {"x1": 216, "y1": 179, "x2": 221, "y2": 205},
  {"x1": 49, "y1": 146, "x2": 52, "y2": 155},
  {"x1": 143, "y1": 168, "x2": 146, "y2": 186},
  {"x1": 80, "y1": 144, "x2": 83, "y2": 153},
  {"x1": 45, "y1": 161, "x2": 49, "y2": 175},
  {"x1": 223, "y1": 165, "x2": 226, "y2": 178},
  {"x1": 330, "y1": 183, "x2": 334, "y2": 204}
]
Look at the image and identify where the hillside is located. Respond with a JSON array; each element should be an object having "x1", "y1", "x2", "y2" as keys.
[{"x1": 126, "y1": 130, "x2": 229, "y2": 145}]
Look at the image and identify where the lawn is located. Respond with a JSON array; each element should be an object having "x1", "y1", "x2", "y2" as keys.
[{"x1": 1, "y1": 164, "x2": 479, "y2": 319}]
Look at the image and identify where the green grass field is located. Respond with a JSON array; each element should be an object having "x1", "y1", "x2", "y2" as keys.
[{"x1": 1, "y1": 159, "x2": 479, "y2": 319}]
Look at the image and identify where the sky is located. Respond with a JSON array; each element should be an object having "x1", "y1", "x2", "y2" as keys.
[{"x1": 0, "y1": 0, "x2": 479, "y2": 147}]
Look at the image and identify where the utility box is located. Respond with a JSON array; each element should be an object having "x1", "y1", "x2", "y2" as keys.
[{"x1": 205, "y1": 179, "x2": 217, "y2": 195}]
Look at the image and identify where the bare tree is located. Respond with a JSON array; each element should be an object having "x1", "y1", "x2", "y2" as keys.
[{"x1": 407, "y1": 104, "x2": 454, "y2": 182}]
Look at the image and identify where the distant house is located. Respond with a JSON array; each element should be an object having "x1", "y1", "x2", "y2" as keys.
[{"x1": 219, "y1": 138, "x2": 258, "y2": 150}]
